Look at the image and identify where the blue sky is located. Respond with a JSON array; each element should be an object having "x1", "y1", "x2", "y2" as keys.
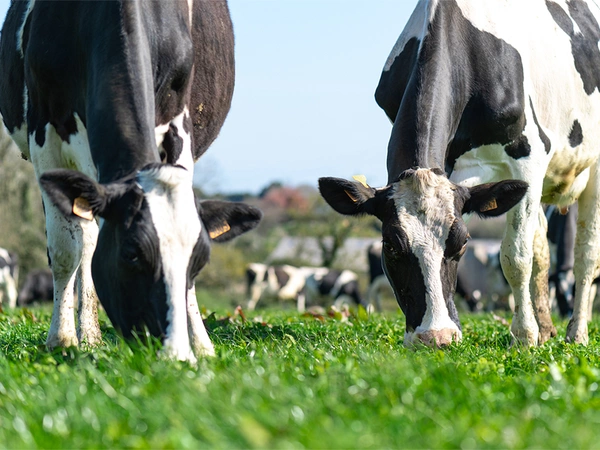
[{"x1": 0, "y1": 0, "x2": 414, "y2": 194}]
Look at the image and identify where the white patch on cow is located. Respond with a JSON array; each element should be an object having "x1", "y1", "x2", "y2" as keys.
[
  {"x1": 0, "y1": 248, "x2": 18, "y2": 309},
  {"x1": 383, "y1": 0, "x2": 436, "y2": 72},
  {"x1": 329, "y1": 270, "x2": 358, "y2": 298},
  {"x1": 172, "y1": 107, "x2": 194, "y2": 172},
  {"x1": 393, "y1": 169, "x2": 462, "y2": 341},
  {"x1": 17, "y1": 0, "x2": 35, "y2": 57},
  {"x1": 155, "y1": 122, "x2": 170, "y2": 149},
  {"x1": 137, "y1": 165, "x2": 201, "y2": 361},
  {"x1": 155, "y1": 107, "x2": 193, "y2": 173}
]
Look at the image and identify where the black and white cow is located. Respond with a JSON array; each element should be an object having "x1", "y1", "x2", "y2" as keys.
[
  {"x1": 17, "y1": 268, "x2": 53, "y2": 306},
  {"x1": 0, "y1": 0, "x2": 262, "y2": 361},
  {"x1": 0, "y1": 248, "x2": 18, "y2": 309},
  {"x1": 246, "y1": 263, "x2": 363, "y2": 311},
  {"x1": 320, "y1": 0, "x2": 600, "y2": 347}
]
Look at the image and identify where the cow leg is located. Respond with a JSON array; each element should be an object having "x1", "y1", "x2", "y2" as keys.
[
  {"x1": 567, "y1": 167, "x2": 600, "y2": 344},
  {"x1": 530, "y1": 208, "x2": 556, "y2": 343},
  {"x1": 76, "y1": 218, "x2": 102, "y2": 346},
  {"x1": 247, "y1": 284, "x2": 263, "y2": 311},
  {"x1": 501, "y1": 194, "x2": 540, "y2": 346},
  {"x1": 30, "y1": 127, "x2": 82, "y2": 348},
  {"x1": 187, "y1": 285, "x2": 214, "y2": 358}
]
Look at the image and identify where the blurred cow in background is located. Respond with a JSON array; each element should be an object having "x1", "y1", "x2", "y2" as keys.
[
  {"x1": 0, "y1": 248, "x2": 17, "y2": 308},
  {"x1": 246, "y1": 263, "x2": 363, "y2": 311},
  {"x1": 17, "y1": 268, "x2": 53, "y2": 306}
]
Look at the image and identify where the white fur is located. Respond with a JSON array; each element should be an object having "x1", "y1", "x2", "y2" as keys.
[{"x1": 137, "y1": 165, "x2": 202, "y2": 361}]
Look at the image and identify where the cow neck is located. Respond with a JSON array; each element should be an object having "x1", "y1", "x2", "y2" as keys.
[
  {"x1": 84, "y1": 0, "x2": 161, "y2": 183},
  {"x1": 385, "y1": 0, "x2": 469, "y2": 181}
]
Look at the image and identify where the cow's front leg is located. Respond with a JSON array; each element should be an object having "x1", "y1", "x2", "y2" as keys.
[
  {"x1": 187, "y1": 285, "x2": 215, "y2": 358},
  {"x1": 567, "y1": 167, "x2": 600, "y2": 344},
  {"x1": 30, "y1": 125, "x2": 81, "y2": 348},
  {"x1": 530, "y1": 208, "x2": 556, "y2": 343},
  {"x1": 77, "y1": 218, "x2": 102, "y2": 346},
  {"x1": 501, "y1": 195, "x2": 540, "y2": 346}
]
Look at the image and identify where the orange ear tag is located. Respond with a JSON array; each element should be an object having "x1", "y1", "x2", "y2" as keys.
[
  {"x1": 480, "y1": 198, "x2": 498, "y2": 212},
  {"x1": 73, "y1": 197, "x2": 94, "y2": 221},
  {"x1": 209, "y1": 222, "x2": 231, "y2": 239}
]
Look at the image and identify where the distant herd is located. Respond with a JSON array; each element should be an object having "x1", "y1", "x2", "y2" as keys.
[{"x1": 1, "y1": 0, "x2": 600, "y2": 358}]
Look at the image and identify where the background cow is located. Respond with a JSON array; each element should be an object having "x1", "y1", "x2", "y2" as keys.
[
  {"x1": 17, "y1": 268, "x2": 53, "y2": 306},
  {"x1": 0, "y1": 247, "x2": 17, "y2": 308},
  {"x1": 0, "y1": 0, "x2": 261, "y2": 362},
  {"x1": 320, "y1": 0, "x2": 600, "y2": 348},
  {"x1": 246, "y1": 263, "x2": 363, "y2": 311}
]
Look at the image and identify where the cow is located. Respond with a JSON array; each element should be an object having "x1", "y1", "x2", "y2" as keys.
[
  {"x1": 0, "y1": 248, "x2": 18, "y2": 308},
  {"x1": 246, "y1": 263, "x2": 363, "y2": 312},
  {"x1": 0, "y1": 0, "x2": 262, "y2": 362},
  {"x1": 319, "y1": 0, "x2": 600, "y2": 347},
  {"x1": 456, "y1": 241, "x2": 513, "y2": 312},
  {"x1": 17, "y1": 268, "x2": 53, "y2": 306}
]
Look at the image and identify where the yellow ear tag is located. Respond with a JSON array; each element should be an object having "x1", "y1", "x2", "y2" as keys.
[
  {"x1": 73, "y1": 197, "x2": 94, "y2": 221},
  {"x1": 480, "y1": 198, "x2": 498, "y2": 212},
  {"x1": 352, "y1": 174, "x2": 369, "y2": 188},
  {"x1": 209, "y1": 222, "x2": 231, "y2": 239},
  {"x1": 344, "y1": 189, "x2": 359, "y2": 203}
]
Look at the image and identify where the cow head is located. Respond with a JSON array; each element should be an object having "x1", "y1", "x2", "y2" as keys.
[
  {"x1": 39, "y1": 164, "x2": 262, "y2": 339},
  {"x1": 319, "y1": 168, "x2": 527, "y2": 347}
]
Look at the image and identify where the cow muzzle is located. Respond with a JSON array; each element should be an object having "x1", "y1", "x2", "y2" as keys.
[{"x1": 404, "y1": 327, "x2": 462, "y2": 348}]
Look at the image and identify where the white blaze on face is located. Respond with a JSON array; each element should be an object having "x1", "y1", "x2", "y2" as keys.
[
  {"x1": 137, "y1": 165, "x2": 201, "y2": 361},
  {"x1": 392, "y1": 169, "x2": 462, "y2": 341}
]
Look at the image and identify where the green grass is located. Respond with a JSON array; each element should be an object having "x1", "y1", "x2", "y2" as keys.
[{"x1": 1, "y1": 305, "x2": 600, "y2": 449}]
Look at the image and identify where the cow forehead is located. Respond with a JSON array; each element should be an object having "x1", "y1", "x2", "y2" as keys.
[
  {"x1": 136, "y1": 165, "x2": 201, "y2": 252},
  {"x1": 391, "y1": 169, "x2": 459, "y2": 242}
]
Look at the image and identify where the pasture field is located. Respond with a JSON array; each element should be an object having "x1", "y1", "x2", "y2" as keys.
[{"x1": 1, "y1": 302, "x2": 600, "y2": 449}]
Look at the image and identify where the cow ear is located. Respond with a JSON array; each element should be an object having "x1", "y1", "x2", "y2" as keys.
[
  {"x1": 39, "y1": 169, "x2": 111, "y2": 220},
  {"x1": 318, "y1": 177, "x2": 379, "y2": 216},
  {"x1": 199, "y1": 200, "x2": 263, "y2": 243},
  {"x1": 463, "y1": 180, "x2": 528, "y2": 217}
]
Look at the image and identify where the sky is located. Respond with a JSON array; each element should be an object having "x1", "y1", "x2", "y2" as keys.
[{"x1": 0, "y1": 0, "x2": 415, "y2": 195}]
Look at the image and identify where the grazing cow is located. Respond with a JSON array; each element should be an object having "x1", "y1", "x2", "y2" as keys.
[
  {"x1": 17, "y1": 268, "x2": 53, "y2": 306},
  {"x1": 0, "y1": 0, "x2": 262, "y2": 361},
  {"x1": 319, "y1": 0, "x2": 600, "y2": 347},
  {"x1": 246, "y1": 263, "x2": 363, "y2": 311},
  {"x1": 0, "y1": 248, "x2": 18, "y2": 308}
]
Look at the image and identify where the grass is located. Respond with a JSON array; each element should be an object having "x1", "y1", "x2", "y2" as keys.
[{"x1": 1, "y1": 303, "x2": 600, "y2": 449}]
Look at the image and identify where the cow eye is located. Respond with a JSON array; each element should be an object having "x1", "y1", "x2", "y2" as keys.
[
  {"x1": 121, "y1": 246, "x2": 140, "y2": 266},
  {"x1": 383, "y1": 241, "x2": 400, "y2": 259},
  {"x1": 452, "y1": 235, "x2": 470, "y2": 261}
]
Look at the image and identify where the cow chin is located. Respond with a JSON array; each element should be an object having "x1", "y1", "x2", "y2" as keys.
[{"x1": 404, "y1": 326, "x2": 463, "y2": 348}]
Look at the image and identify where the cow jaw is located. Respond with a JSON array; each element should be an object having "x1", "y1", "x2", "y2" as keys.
[{"x1": 137, "y1": 165, "x2": 201, "y2": 362}]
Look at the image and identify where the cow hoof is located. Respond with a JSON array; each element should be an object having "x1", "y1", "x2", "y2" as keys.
[
  {"x1": 46, "y1": 333, "x2": 79, "y2": 350},
  {"x1": 566, "y1": 320, "x2": 589, "y2": 345},
  {"x1": 77, "y1": 329, "x2": 103, "y2": 348},
  {"x1": 410, "y1": 328, "x2": 461, "y2": 348},
  {"x1": 161, "y1": 347, "x2": 198, "y2": 364},
  {"x1": 537, "y1": 322, "x2": 557, "y2": 345},
  {"x1": 509, "y1": 329, "x2": 538, "y2": 347}
]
